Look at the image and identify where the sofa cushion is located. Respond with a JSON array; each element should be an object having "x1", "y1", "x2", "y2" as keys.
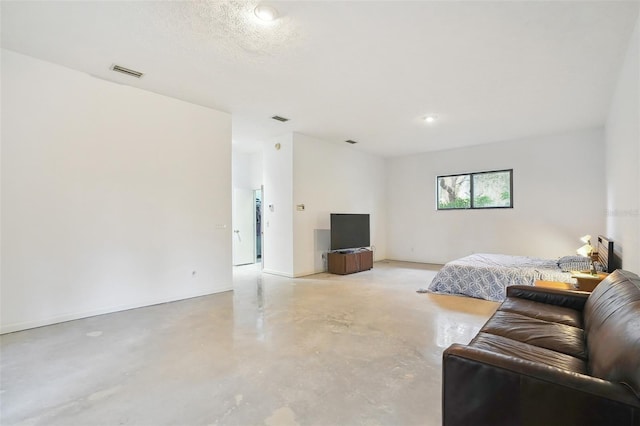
[
  {"x1": 469, "y1": 332, "x2": 588, "y2": 374},
  {"x1": 499, "y1": 297, "x2": 583, "y2": 328},
  {"x1": 481, "y1": 311, "x2": 587, "y2": 359},
  {"x1": 507, "y1": 285, "x2": 589, "y2": 311},
  {"x1": 584, "y1": 269, "x2": 640, "y2": 398}
]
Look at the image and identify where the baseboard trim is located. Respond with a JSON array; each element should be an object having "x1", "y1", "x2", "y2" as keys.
[
  {"x1": 0, "y1": 286, "x2": 233, "y2": 335},
  {"x1": 262, "y1": 269, "x2": 294, "y2": 278},
  {"x1": 293, "y1": 269, "x2": 324, "y2": 277}
]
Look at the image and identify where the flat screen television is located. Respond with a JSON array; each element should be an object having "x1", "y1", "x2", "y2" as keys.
[{"x1": 330, "y1": 213, "x2": 370, "y2": 251}]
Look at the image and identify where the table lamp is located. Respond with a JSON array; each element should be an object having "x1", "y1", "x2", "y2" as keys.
[{"x1": 576, "y1": 234, "x2": 597, "y2": 275}]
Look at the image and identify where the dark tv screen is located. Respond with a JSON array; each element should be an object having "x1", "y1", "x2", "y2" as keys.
[{"x1": 330, "y1": 214, "x2": 370, "y2": 251}]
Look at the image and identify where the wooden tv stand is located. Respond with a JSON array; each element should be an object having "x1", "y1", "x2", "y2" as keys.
[{"x1": 327, "y1": 250, "x2": 373, "y2": 275}]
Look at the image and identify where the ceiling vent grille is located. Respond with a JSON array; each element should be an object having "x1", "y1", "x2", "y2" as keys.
[
  {"x1": 345, "y1": 139, "x2": 358, "y2": 144},
  {"x1": 111, "y1": 64, "x2": 144, "y2": 78},
  {"x1": 271, "y1": 115, "x2": 290, "y2": 122}
]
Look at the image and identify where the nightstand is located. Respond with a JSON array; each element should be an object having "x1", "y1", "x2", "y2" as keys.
[
  {"x1": 570, "y1": 271, "x2": 609, "y2": 292},
  {"x1": 534, "y1": 280, "x2": 578, "y2": 291}
]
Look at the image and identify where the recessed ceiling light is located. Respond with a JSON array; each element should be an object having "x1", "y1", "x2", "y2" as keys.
[
  {"x1": 424, "y1": 115, "x2": 438, "y2": 123},
  {"x1": 254, "y1": 4, "x2": 278, "y2": 22}
]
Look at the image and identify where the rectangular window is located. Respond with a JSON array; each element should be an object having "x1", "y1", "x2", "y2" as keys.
[{"x1": 437, "y1": 169, "x2": 513, "y2": 210}]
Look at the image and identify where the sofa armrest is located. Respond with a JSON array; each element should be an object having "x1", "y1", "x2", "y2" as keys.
[
  {"x1": 443, "y1": 344, "x2": 640, "y2": 426},
  {"x1": 507, "y1": 285, "x2": 590, "y2": 311}
]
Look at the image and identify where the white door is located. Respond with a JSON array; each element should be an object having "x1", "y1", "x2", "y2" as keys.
[{"x1": 232, "y1": 187, "x2": 255, "y2": 265}]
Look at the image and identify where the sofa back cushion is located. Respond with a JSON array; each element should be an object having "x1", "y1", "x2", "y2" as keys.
[{"x1": 584, "y1": 269, "x2": 640, "y2": 398}]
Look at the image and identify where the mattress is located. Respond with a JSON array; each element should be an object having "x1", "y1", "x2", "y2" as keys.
[{"x1": 427, "y1": 253, "x2": 576, "y2": 301}]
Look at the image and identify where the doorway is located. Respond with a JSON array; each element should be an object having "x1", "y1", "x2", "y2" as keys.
[
  {"x1": 254, "y1": 188, "x2": 263, "y2": 264},
  {"x1": 232, "y1": 188, "x2": 255, "y2": 266},
  {"x1": 232, "y1": 187, "x2": 264, "y2": 266}
]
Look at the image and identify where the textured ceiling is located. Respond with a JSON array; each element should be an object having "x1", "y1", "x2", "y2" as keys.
[
  {"x1": 1, "y1": 1, "x2": 638, "y2": 157},
  {"x1": 141, "y1": 1, "x2": 302, "y2": 60}
]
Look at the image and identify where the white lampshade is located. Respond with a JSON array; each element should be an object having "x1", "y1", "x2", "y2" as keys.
[
  {"x1": 577, "y1": 243, "x2": 593, "y2": 257},
  {"x1": 580, "y1": 234, "x2": 592, "y2": 245}
]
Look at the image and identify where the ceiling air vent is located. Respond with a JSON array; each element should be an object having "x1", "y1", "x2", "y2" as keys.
[
  {"x1": 111, "y1": 64, "x2": 144, "y2": 78},
  {"x1": 271, "y1": 115, "x2": 290, "y2": 122},
  {"x1": 345, "y1": 139, "x2": 358, "y2": 144}
]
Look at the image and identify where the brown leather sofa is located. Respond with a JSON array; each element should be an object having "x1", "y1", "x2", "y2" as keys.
[{"x1": 442, "y1": 269, "x2": 640, "y2": 426}]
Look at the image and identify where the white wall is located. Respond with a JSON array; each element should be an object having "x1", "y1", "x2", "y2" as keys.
[
  {"x1": 605, "y1": 13, "x2": 640, "y2": 274},
  {"x1": 232, "y1": 150, "x2": 262, "y2": 190},
  {"x1": 261, "y1": 134, "x2": 294, "y2": 276},
  {"x1": 292, "y1": 133, "x2": 387, "y2": 276},
  {"x1": 387, "y1": 127, "x2": 606, "y2": 264},
  {"x1": 1, "y1": 49, "x2": 232, "y2": 333}
]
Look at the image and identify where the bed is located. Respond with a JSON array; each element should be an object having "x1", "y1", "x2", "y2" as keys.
[{"x1": 427, "y1": 235, "x2": 615, "y2": 301}]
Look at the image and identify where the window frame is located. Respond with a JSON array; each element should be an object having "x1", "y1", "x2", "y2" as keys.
[{"x1": 436, "y1": 169, "x2": 513, "y2": 210}]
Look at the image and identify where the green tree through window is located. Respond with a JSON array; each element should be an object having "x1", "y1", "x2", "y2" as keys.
[{"x1": 437, "y1": 169, "x2": 513, "y2": 210}]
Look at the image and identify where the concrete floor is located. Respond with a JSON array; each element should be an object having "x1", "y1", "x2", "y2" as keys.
[{"x1": 1, "y1": 261, "x2": 498, "y2": 426}]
